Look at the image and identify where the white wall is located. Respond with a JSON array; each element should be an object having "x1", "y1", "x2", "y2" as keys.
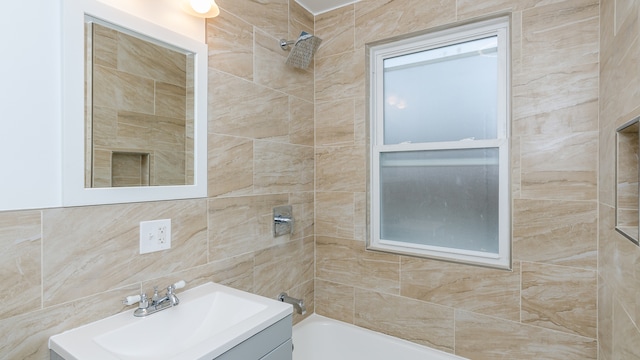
[
  {"x1": 0, "y1": 1, "x2": 63, "y2": 211},
  {"x1": 0, "y1": 0, "x2": 204, "y2": 211}
]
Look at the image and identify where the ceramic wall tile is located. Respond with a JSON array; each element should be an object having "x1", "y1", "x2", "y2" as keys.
[
  {"x1": 599, "y1": 119, "x2": 617, "y2": 208},
  {"x1": 153, "y1": 151, "x2": 188, "y2": 186},
  {"x1": 253, "y1": 141, "x2": 314, "y2": 194},
  {"x1": 612, "y1": 297, "x2": 640, "y2": 359},
  {"x1": 512, "y1": 0, "x2": 599, "y2": 137},
  {"x1": 0, "y1": 211, "x2": 41, "y2": 321},
  {"x1": 354, "y1": 0, "x2": 456, "y2": 50},
  {"x1": 315, "y1": 191, "x2": 355, "y2": 239},
  {"x1": 316, "y1": 236, "x2": 400, "y2": 294},
  {"x1": 511, "y1": 11, "x2": 523, "y2": 78},
  {"x1": 117, "y1": 31, "x2": 187, "y2": 86},
  {"x1": 401, "y1": 257, "x2": 520, "y2": 321},
  {"x1": 142, "y1": 253, "x2": 256, "y2": 295},
  {"x1": 354, "y1": 288, "x2": 454, "y2": 353},
  {"x1": 353, "y1": 192, "x2": 367, "y2": 241},
  {"x1": 289, "y1": 96, "x2": 314, "y2": 147},
  {"x1": 608, "y1": 227, "x2": 640, "y2": 325},
  {"x1": 206, "y1": 9, "x2": 254, "y2": 81},
  {"x1": 315, "y1": 279, "x2": 355, "y2": 324},
  {"x1": 354, "y1": 97, "x2": 367, "y2": 146},
  {"x1": 150, "y1": 115, "x2": 187, "y2": 150},
  {"x1": 217, "y1": 0, "x2": 288, "y2": 39},
  {"x1": 43, "y1": 200, "x2": 208, "y2": 307},
  {"x1": 91, "y1": 106, "x2": 118, "y2": 147},
  {"x1": 315, "y1": 5, "x2": 355, "y2": 59},
  {"x1": 513, "y1": 199, "x2": 597, "y2": 269},
  {"x1": 92, "y1": 65, "x2": 155, "y2": 113},
  {"x1": 208, "y1": 194, "x2": 289, "y2": 261},
  {"x1": 521, "y1": 0, "x2": 599, "y2": 72},
  {"x1": 289, "y1": 0, "x2": 314, "y2": 41},
  {"x1": 598, "y1": 204, "x2": 616, "y2": 288},
  {"x1": 207, "y1": 133, "x2": 254, "y2": 197},
  {"x1": 253, "y1": 237, "x2": 314, "y2": 298},
  {"x1": 512, "y1": 63, "x2": 599, "y2": 136},
  {"x1": 598, "y1": 0, "x2": 639, "y2": 124},
  {"x1": 91, "y1": 23, "x2": 117, "y2": 68},
  {"x1": 455, "y1": 310, "x2": 598, "y2": 359},
  {"x1": 315, "y1": 50, "x2": 364, "y2": 103},
  {"x1": 155, "y1": 82, "x2": 187, "y2": 119},
  {"x1": 208, "y1": 69, "x2": 289, "y2": 140},
  {"x1": 289, "y1": 192, "x2": 315, "y2": 240},
  {"x1": 520, "y1": 131, "x2": 598, "y2": 201},
  {"x1": 600, "y1": 0, "x2": 615, "y2": 56},
  {"x1": 614, "y1": 0, "x2": 638, "y2": 35},
  {"x1": 598, "y1": 276, "x2": 613, "y2": 360},
  {"x1": 316, "y1": 145, "x2": 366, "y2": 192},
  {"x1": 0, "y1": 285, "x2": 139, "y2": 360},
  {"x1": 457, "y1": 0, "x2": 541, "y2": 20},
  {"x1": 316, "y1": 99, "x2": 355, "y2": 146},
  {"x1": 205, "y1": 254, "x2": 256, "y2": 292},
  {"x1": 599, "y1": 1, "x2": 640, "y2": 358},
  {"x1": 521, "y1": 262, "x2": 597, "y2": 338},
  {"x1": 511, "y1": 135, "x2": 522, "y2": 199}
]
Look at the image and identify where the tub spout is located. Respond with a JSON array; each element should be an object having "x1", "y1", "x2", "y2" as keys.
[{"x1": 278, "y1": 292, "x2": 306, "y2": 315}]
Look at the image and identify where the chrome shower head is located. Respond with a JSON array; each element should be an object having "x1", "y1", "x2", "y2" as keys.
[{"x1": 279, "y1": 31, "x2": 322, "y2": 69}]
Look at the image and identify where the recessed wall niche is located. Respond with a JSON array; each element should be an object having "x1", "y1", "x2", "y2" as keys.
[
  {"x1": 616, "y1": 117, "x2": 640, "y2": 245},
  {"x1": 111, "y1": 152, "x2": 150, "y2": 187}
]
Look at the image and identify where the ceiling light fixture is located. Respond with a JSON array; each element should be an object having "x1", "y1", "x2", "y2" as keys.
[{"x1": 181, "y1": 0, "x2": 220, "y2": 18}]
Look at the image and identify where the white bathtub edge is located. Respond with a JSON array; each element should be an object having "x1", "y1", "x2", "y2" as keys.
[{"x1": 292, "y1": 314, "x2": 468, "y2": 360}]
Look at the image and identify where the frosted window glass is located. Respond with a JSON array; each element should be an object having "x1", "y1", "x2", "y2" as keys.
[
  {"x1": 383, "y1": 37, "x2": 498, "y2": 145},
  {"x1": 380, "y1": 149, "x2": 499, "y2": 253}
]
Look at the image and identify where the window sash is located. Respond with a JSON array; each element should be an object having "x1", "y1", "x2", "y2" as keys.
[{"x1": 368, "y1": 16, "x2": 511, "y2": 269}]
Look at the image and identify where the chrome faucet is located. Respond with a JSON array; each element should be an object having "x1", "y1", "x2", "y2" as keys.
[
  {"x1": 278, "y1": 292, "x2": 306, "y2": 315},
  {"x1": 123, "y1": 280, "x2": 186, "y2": 317}
]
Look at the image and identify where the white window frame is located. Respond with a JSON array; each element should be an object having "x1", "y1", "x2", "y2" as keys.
[{"x1": 367, "y1": 16, "x2": 511, "y2": 269}]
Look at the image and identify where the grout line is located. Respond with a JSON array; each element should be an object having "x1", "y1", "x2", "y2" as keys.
[
  {"x1": 453, "y1": 308, "x2": 456, "y2": 354},
  {"x1": 40, "y1": 210, "x2": 44, "y2": 310},
  {"x1": 519, "y1": 260, "x2": 522, "y2": 323}
]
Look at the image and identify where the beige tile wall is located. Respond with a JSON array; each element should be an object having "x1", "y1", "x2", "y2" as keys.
[
  {"x1": 314, "y1": 0, "x2": 600, "y2": 358},
  {"x1": 599, "y1": 0, "x2": 640, "y2": 359},
  {"x1": 0, "y1": 2, "x2": 314, "y2": 359}
]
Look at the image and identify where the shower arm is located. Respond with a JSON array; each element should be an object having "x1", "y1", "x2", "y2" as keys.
[{"x1": 279, "y1": 39, "x2": 295, "y2": 50}]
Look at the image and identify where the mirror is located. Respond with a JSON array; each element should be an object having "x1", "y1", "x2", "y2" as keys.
[
  {"x1": 615, "y1": 117, "x2": 639, "y2": 245},
  {"x1": 85, "y1": 19, "x2": 195, "y2": 188},
  {"x1": 62, "y1": 0, "x2": 207, "y2": 206}
]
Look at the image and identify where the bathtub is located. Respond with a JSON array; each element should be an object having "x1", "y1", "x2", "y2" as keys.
[{"x1": 292, "y1": 314, "x2": 467, "y2": 360}]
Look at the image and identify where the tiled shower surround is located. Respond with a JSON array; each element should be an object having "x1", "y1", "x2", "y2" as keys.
[
  {"x1": 89, "y1": 23, "x2": 194, "y2": 187},
  {"x1": 0, "y1": 0, "x2": 638, "y2": 359}
]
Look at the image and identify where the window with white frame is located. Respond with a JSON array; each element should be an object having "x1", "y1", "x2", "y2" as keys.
[{"x1": 367, "y1": 16, "x2": 511, "y2": 269}]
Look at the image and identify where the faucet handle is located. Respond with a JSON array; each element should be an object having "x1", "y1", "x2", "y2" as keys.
[
  {"x1": 152, "y1": 286, "x2": 160, "y2": 302},
  {"x1": 123, "y1": 295, "x2": 141, "y2": 306},
  {"x1": 139, "y1": 293, "x2": 148, "y2": 308},
  {"x1": 173, "y1": 280, "x2": 186, "y2": 290}
]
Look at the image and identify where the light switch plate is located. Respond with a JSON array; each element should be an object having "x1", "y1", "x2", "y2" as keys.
[{"x1": 140, "y1": 219, "x2": 171, "y2": 254}]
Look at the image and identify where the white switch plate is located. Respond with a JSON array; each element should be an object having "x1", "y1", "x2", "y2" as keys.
[{"x1": 139, "y1": 219, "x2": 171, "y2": 254}]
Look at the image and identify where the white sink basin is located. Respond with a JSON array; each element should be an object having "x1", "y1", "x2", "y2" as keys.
[{"x1": 49, "y1": 282, "x2": 292, "y2": 360}]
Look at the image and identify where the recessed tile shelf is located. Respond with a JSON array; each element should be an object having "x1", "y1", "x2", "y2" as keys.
[{"x1": 615, "y1": 117, "x2": 639, "y2": 245}]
